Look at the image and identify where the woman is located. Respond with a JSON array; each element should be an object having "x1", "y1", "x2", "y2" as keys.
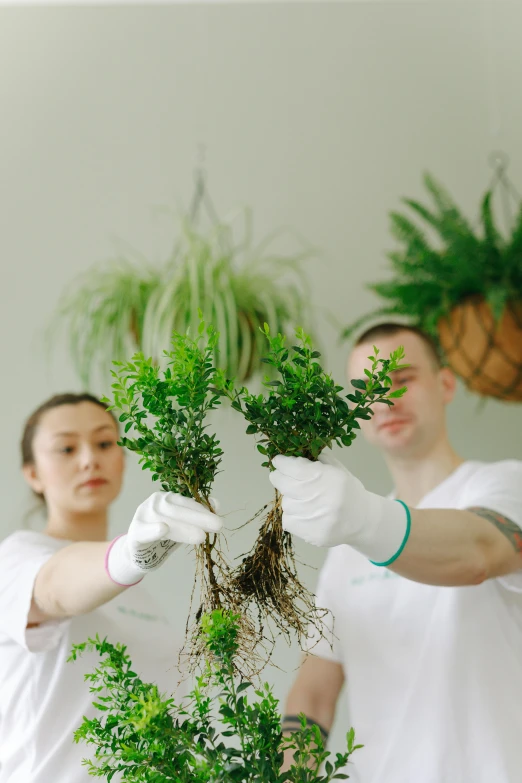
[{"x1": 0, "y1": 392, "x2": 222, "y2": 783}]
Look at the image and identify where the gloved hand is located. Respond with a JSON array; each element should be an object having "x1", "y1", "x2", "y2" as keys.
[
  {"x1": 106, "y1": 492, "x2": 223, "y2": 586},
  {"x1": 269, "y1": 451, "x2": 409, "y2": 565}
]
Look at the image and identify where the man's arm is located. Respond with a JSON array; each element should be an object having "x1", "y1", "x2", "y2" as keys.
[
  {"x1": 387, "y1": 507, "x2": 522, "y2": 587},
  {"x1": 281, "y1": 655, "x2": 345, "y2": 772},
  {"x1": 269, "y1": 455, "x2": 522, "y2": 588}
]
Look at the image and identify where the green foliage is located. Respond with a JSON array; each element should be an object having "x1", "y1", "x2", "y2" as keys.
[
  {"x1": 141, "y1": 213, "x2": 313, "y2": 382},
  {"x1": 103, "y1": 319, "x2": 223, "y2": 504},
  {"x1": 101, "y1": 320, "x2": 407, "y2": 662},
  {"x1": 219, "y1": 325, "x2": 407, "y2": 465},
  {"x1": 215, "y1": 326, "x2": 406, "y2": 644},
  {"x1": 69, "y1": 610, "x2": 361, "y2": 782},
  {"x1": 102, "y1": 320, "x2": 261, "y2": 672},
  {"x1": 50, "y1": 206, "x2": 313, "y2": 388},
  {"x1": 49, "y1": 260, "x2": 162, "y2": 390},
  {"x1": 341, "y1": 173, "x2": 522, "y2": 340},
  {"x1": 103, "y1": 319, "x2": 226, "y2": 617}
]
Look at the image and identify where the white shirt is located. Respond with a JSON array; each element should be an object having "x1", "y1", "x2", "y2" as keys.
[
  {"x1": 310, "y1": 460, "x2": 522, "y2": 783},
  {"x1": 0, "y1": 531, "x2": 187, "y2": 783}
]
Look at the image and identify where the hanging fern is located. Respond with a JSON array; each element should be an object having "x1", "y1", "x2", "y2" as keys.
[{"x1": 342, "y1": 172, "x2": 522, "y2": 340}]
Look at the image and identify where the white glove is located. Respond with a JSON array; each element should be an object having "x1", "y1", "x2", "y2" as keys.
[
  {"x1": 269, "y1": 451, "x2": 409, "y2": 565},
  {"x1": 106, "y1": 491, "x2": 223, "y2": 586}
]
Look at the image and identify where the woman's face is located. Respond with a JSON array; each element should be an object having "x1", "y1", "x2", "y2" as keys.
[{"x1": 23, "y1": 402, "x2": 125, "y2": 516}]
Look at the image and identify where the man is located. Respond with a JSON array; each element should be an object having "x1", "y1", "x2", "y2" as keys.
[{"x1": 272, "y1": 322, "x2": 522, "y2": 783}]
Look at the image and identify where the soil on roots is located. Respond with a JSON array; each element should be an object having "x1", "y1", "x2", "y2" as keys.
[
  {"x1": 230, "y1": 492, "x2": 329, "y2": 646},
  {"x1": 179, "y1": 495, "x2": 330, "y2": 677},
  {"x1": 180, "y1": 533, "x2": 271, "y2": 679}
]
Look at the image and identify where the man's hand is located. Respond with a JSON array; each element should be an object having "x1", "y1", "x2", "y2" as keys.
[
  {"x1": 269, "y1": 451, "x2": 408, "y2": 564},
  {"x1": 106, "y1": 492, "x2": 223, "y2": 586}
]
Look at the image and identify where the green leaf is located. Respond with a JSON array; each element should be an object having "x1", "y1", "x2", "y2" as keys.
[{"x1": 387, "y1": 388, "x2": 407, "y2": 398}]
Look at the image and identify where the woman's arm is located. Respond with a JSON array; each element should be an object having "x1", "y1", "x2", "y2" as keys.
[
  {"x1": 29, "y1": 542, "x2": 125, "y2": 623},
  {"x1": 29, "y1": 490, "x2": 223, "y2": 624}
]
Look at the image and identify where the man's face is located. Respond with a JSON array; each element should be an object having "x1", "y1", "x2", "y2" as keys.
[{"x1": 347, "y1": 330, "x2": 456, "y2": 459}]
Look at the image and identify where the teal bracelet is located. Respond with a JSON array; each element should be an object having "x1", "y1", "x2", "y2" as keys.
[{"x1": 369, "y1": 499, "x2": 411, "y2": 567}]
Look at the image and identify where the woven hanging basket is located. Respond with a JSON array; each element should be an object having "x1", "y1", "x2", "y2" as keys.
[{"x1": 437, "y1": 297, "x2": 522, "y2": 401}]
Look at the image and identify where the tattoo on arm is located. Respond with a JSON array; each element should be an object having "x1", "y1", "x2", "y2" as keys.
[{"x1": 467, "y1": 507, "x2": 522, "y2": 554}]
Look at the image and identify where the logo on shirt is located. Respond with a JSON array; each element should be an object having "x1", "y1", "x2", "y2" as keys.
[
  {"x1": 117, "y1": 606, "x2": 168, "y2": 624},
  {"x1": 350, "y1": 570, "x2": 400, "y2": 587}
]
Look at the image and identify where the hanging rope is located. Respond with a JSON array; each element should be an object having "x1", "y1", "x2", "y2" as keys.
[{"x1": 479, "y1": 0, "x2": 502, "y2": 139}]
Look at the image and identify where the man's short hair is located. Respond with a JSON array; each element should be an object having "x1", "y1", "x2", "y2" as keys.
[{"x1": 354, "y1": 322, "x2": 443, "y2": 369}]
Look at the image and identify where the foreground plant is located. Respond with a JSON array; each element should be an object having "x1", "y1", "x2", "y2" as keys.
[
  {"x1": 69, "y1": 609, "x2": 361, "y2": 781},
  {"x1": 103, "y1": 321, "x2": 257, "y2": 671},
  {"x1": 218, "y1": 326, "x2": 407, "y2": 643}
]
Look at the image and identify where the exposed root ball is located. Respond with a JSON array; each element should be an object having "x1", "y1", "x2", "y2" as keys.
[
  {"x1": 181, "y1": 532, "x2": 272, "y2": 679},
  {"x1": 230, "y1": 492, "x2": 328, "y2": 646},
  {"x1": 180, "y1": 494, "x2": 330, "y2": 677}
]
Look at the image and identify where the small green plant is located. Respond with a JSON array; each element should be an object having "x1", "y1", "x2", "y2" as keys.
[
  {"x1": 217, "y1": 326, "x2": 407, "y2": 642},
  {"x1": 103, "y1": 320, "x2": 257, "y2": 671},
  {"x1": 341, "y1": 172, "x2": 522, "y2": 340},
  {"x1": 69, "y1": 609, "x2": 362, "y2": 782},
  {"x1": 107, "y1": 321, "x2": 223, "y2": 502}
]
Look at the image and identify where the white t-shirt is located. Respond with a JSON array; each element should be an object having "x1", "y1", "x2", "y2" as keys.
[
  {"x1": 0, "y1": 531, "x2": 188, "y2": 783},
  {"x1": 310, "y1": 460, "x2": 522, "y2": 783}
]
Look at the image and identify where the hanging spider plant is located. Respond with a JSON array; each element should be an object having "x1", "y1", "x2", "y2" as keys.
[
  {"x1": 49, "y1": 182, "x2": 314, "y2": 388},
  {"x1": 141, "y1": 211, "x2": 312, "y2": 381},
  {"x1": 49, "y1": 256, "x2": 163, "y2": 388}
]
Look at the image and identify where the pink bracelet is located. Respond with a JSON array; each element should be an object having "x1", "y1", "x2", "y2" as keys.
[{"x1": 104, "y1": 535, "x2": 144, "y2": 588}]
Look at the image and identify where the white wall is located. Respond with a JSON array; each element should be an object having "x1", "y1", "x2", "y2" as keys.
[{"x1": 1, "y1": 0, "x2": 521, "y2": 758}]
